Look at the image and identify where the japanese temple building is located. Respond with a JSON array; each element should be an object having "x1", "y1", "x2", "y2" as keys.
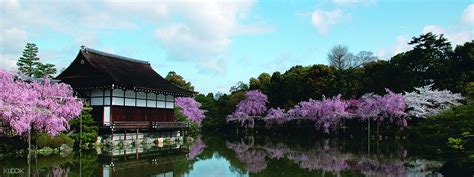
[{"x1": 57, "y1": 46, "x2": 196, "y2": 142}]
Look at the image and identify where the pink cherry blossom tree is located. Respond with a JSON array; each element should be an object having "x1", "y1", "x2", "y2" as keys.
[
  {"x1": 316, "y1": 95, "x2": 348, "y2": 133},
  {"x1": 356, "y1": 90, "x2": 407, "y2": 127},
  {"x1": 287, "y1": 99, "x2": 322, "y2": 120},
  {"x1": 378, "y1": 89, "x2": 407, "y2": 127},
  {"x1": 227, "y1": 90, "x2": 268, "y2": 128},
  {"x1": 286, "y1": 95, "x2": 348, "y2": 133},
  {"x1": 226, "y1": 88, "x2": 428, "y2": 132},
  {"x1": 263, "y1": 107, "x2": 288, "y2": 125},
  {"x1": 175, "y1": 97, "x2": 207, "y2": 125},
  {"x1": 0, "y1": 69, "x2": 83, "y2": 136}
]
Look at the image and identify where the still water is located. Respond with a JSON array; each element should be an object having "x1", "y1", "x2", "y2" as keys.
[{"x1": 0, "y1": 134, "x2": 447, "y2": 177}]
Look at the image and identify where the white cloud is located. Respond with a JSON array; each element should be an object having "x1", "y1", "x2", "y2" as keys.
[
  {"x1": 198, "y1": 57, "x2": 229, "y2": 75},
  {"x1": 103, "y1": 0, "x2": 170, "y2": 19},
  {"x1": 73, "y1": 34, "x2": 102, "y2": 48},
  {"x1": 0, "y1": 55, "x2": 18, "y2": 71},
  {"x1": 377, "y1": 25, "x2": 473, "y2": 60},
  {"x1": 421, "y1": 4, "x2": 474, "y2": 46},
  {"x1": 378, "y1": 4, "x2": 474, "y2": 59},
  {"x1": 422, "y1": 25, "x2": 445, "y2": 35},
  {"x1": 462, "y1": 4, "x2": 474, "y2": 24},
  {"x1": 376, "y1": 35, "x2": 411, "y2": 60},
  {"x1": 0, "y1": 0, "x2": 272, "y2": 74},
  {"x1": 155, "y1": 24, "x2": 230, "y2": 60},
  {"x1": 0, "y1": 27, "x2": 27, "y2": 54},
  {"x1": 392, "y1": 36, "x2": 412, "y2": 54},
  {"x1": 0, "y1": 27, "x2": 28, "y2": 70},
  {"x1": 102, "y1": 0, "x2": 272, "y2": 74},
  {"x1": 311, "y1": 9, "x2": 347, "y2": 34},
  {"x1": 0, "y1": 0, "x2": 138, "y2": 71},
  {"x1": 447, "y1": 31, "x2": 472, "y2": 46},
  {"x1": 0, "y1": 0, "x2": 20, "y2": 10},
  {"x1": 149, "y1": 0, "x2": 271, "y2": 73}
]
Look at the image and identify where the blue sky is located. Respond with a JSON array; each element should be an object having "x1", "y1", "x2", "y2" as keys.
[{"x1": 1, "y1": 0, "x2": 473, "y2": 94}]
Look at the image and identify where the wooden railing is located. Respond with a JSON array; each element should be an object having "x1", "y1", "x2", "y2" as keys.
[
  {"x1": 151, "y1": 122, "x2": 188, "y2": 129},
  {"x1": 110, "y1": 121, "x2": 150, "y2": 129},
  {"x1": 107, "y1": 121, "x2": 188, "y2": 129}
]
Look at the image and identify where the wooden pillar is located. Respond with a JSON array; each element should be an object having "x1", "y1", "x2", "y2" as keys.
[
  {"x1": 111, "y1": 128, "x2": 114, "y2": 145},
  {"x1": 147, "y1": 127, "x2": 150, "y2": 138},
  {"x1": 136, "y1": 128, "x2": 139, "y2": 146},
  {"x1": 124, "y1": 148, "x2": 126, "y2": 160},
  {"x1": 136, "y1": 140, "x2": 139, "y2": 160}
]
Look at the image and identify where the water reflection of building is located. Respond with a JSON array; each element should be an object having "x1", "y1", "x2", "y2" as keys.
[
  {"x1": 57, "y1": 46, "x2": 197, "y2": 142},
  {"x1": 99, "y1": 144, "x2": 189, "y2": 177},
  {"x1": 0, "y1": 136, "x2": 206, "y2": 177}
]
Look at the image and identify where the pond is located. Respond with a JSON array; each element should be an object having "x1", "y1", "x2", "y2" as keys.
[{"x1": 0, "y1": 133, "x2": 455, "y2": 177}]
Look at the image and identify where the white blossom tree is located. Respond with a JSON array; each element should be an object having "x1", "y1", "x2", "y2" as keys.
[{"x1": 404, "y1": 84, "x2": 464, "y2": 118}]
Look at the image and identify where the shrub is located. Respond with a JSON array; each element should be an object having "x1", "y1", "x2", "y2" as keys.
[
  {"x1": 58, "y1": 133, "x2": 74, "y2": 147},
  {"x1": 50, "y1": 136, "x2": 64, "y2": 148},
  {"x1": 36, "y1": 133, "x2": 52, "y2": 148},
  {"x1": 448, "y1": 137, "x2": 464, "y2": 150},
  {"x1": 36, "y1": 133, "x2": 74, "y2": 149}
]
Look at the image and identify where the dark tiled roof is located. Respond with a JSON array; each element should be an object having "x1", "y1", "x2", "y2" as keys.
[{"x1": 57, "y1": 47, "x2": 196, "y2": 96}]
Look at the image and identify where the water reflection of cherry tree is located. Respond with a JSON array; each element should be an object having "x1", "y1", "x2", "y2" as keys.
[
  {"x1": 226, "y1": 138, "x2": 441, "y2": 176},
  {"x1": 188, "y1": 137, "x2": 206, "y2": 160},
  {"x1": 51, "y1": 165, "x2": 70, "y2": 177},
  {"x1": 226, "y1": 137, "x2": 267, "y2": 173}
]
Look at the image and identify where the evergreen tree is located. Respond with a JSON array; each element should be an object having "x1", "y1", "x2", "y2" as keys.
[
  {"x1": 17, "y1": 43, "x2": 40, "y2": 77},
  {"x1": 16, "y1": 43, "x2": 57, "y2": 78},
  {"x1": 69, "y1": 105, "x2": 97, "y2": 144},
  {"x1": 34, "y1": 63, "x2": 57, "y2": 78}
]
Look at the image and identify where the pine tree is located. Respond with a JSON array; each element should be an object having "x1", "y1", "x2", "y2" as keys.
[
  {"x1": 34, "y1": 63, "x2": 57, "y2": 78},
  {"x1": 17, "y1": 43, "x2": 40, "y2": 77}
]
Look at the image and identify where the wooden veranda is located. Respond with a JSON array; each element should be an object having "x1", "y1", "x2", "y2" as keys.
[{"x1": 100, "y1": 121, "x2": 189, "y2": 141}]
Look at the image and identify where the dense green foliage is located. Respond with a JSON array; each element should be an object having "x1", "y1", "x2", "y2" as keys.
[
  {"x1": 34, "y1": 63, "x2": 57, "y2": 78},
  {"x1": 16, "y1": 43, "x2": 57, "y2": 78},
  {"x1": 408, "y1": 103, "x2": 474, "y2": 144},
  {"x1": 407, "y1": 99, "x2": 474, "y2": 175},
  {"x1": 196, "y1": 33, "x2": 473, "y2": 130},
  {"x1": 16, "y1": 43, "x2": 40, "y2": 77},
  {"x1": 69, "y1": 105, "x2": 98, "y2": 145},
  {"x1": 200, "y1": 91, "x2": 245, "y2": 130},
  {"x1": 0, "y1": 137, "x2": 27, "y2": 154}
]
